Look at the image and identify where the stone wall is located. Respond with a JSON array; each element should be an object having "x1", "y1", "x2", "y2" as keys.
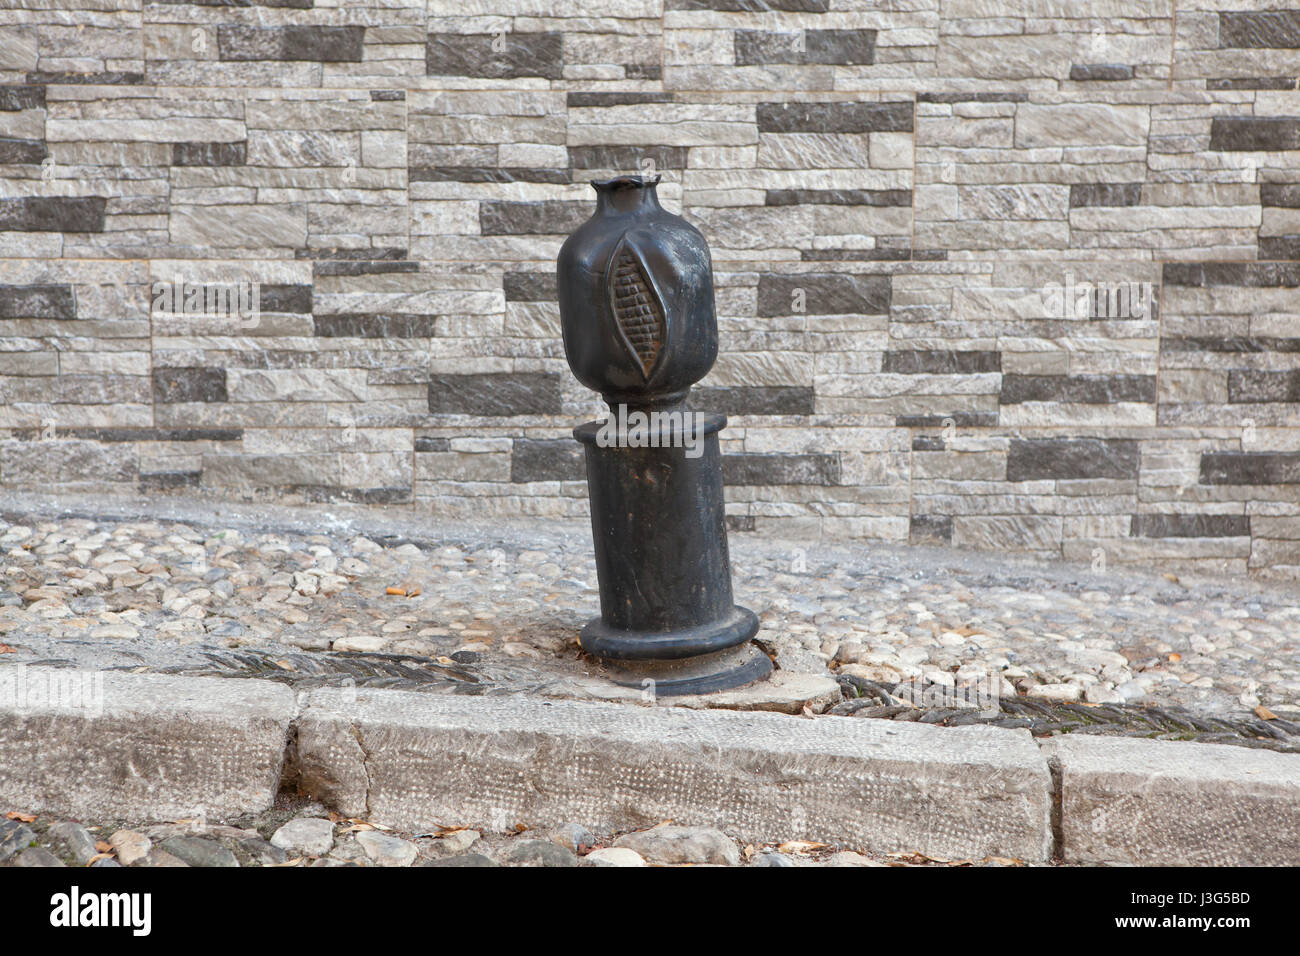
[{"x1": 1, "y1": 0, "x2": 1298, "y2": 579}]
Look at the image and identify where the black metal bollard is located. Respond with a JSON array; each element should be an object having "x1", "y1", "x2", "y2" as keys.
[{"x1": 556, "y1": 175, "x2": 772, "y2": 695}]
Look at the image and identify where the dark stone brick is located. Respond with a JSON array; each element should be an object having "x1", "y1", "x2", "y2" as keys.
[
  {"x1": 26, "y1": 72, "x2": 143, "y2": 85},
  {"x1": 917, "y1": 92, "x2": 1029, "y2": 103},
  {"x1": 426, "y1": 33, "x2": 562, "y2": 79},
  {"x1": 414, "y1": 436, "x2": 450, "y2": 452},
  {"x1": 281, "y1": 485, "x2": 412, "y2": 505},
  {"x1": 1261, "y1": 183, "x2": 1300, "y2": 206},
  {"x1": 0, "y1": 197, "x2": 106, "y2": 233},
  {"x1": 218, "y1": 26, "x2": 364, "y2": 62},
  {"x1": 911, "y1": 435, "x2": 946, "y2": 451},
  {"x1": 726, "y1": 514, "x2": 756, "y2": 532},
  {"x1": 114, "y1": 428, "x2": 238, "y2": 442},
  {"x1": 568, "y1": 145, "x2": 688, "y2": 171},
  {"x1": 1069, "y1": 63, "x2": 1135, "y2": 81},
  {"x1": 479, "y1": 200, "x2": 590, "y2": 236},
  {"x1": 313, "y1": 260, "x2": 418, "y2": 277},
  {"x1": 757, "y1": 101, "x2": 912, "y2": 133},
  {"x1": 153, "y1": 367, "x2": 227, "y2": 404},
  {"x1": 1260, "y1": 235, "x2": 1300, "y2": 258},
  {"x1": 139, "y1": 471, "x2": 201, "y2": 492},
  {"x1": 567, "y1": 92, "x2": 674, "y2": 107},
  {"x1": 1162, "y1": 261, "x2": 1300, "y2": 286},
  {"x1": 909, "y1": 514, "x2": 952, "y2": 544},
  {"x1": 0, "y1": 284, "x2": 74, "y2": 319},
  {"x1": 370, "y1": 89, "x2": 405, "y2": 101},
  {"x1": 802, "y1": 247, "x2": 948, "y2": 261},
  {"x1": 428, "y1": 372, "x2": 563, "y2": 416},
  {"x1": 756, "y1": 273, "x2": 890, "y2": 316},
  {"x1": 1130, "y1": 513, "x2": 1251, "y2": 538},
  {"x1": 0, "y1": 138, "x2": 46, "y2": 163},
  {"x1": 152, "y1": 0, "x2": 312, "y2": 6},
  {"x1": 297, "y1": 246, "x2": 409, "y2": 261},
  {"x1": 668, "y1": 0, "x2": 829, "y2": 10},
  {"x1": 692, "y1": 386, "x2": 815, "y2": 415},
  {"x1": 1161, "y1": 335, "x2": 1300, "y2": 353},
  {"x1": 1199, "y1": 452, "x2": 1300, "y2": 485},
  {"x1": 1006, "y1": 438, "x2": 1140, "y2": 481},
  {"x1": 882, "y1": 350, "x2": 1000, "y2": 374},
  {"x1": 258, "y1": 283, "x2": 312, "y2": 313},
  {"x1": 172, "y1": 141, "x2": 246, "y2": 166},
  {"x1": 895, "y1": 412, "x2": 998, "y2": 427},
  {"x1": 1227, "y1": 369, "x2": 1300, "y2": 402},
  {"x1": 314, "y1": 314, "x2": 439, "y2": 337},
  {"x1": 723, "y1": 453, "x2": 840, "y2": 486},
  {"x1": 765, "y1": 188, "x2": 910, "y2": 206},
  {"x1": 1220, "y1": 11, "x2": 1300, "y2": 48},
  {"x1": 1000, "y1": 374, "x2": 1156, "y2": 404},
  {"x1": 624, "y1": 63, "x2": 662, "y2": 80},
  {"x1": 0, "y1": 85, "x2": 45, "y2": 111},
  {"x1": 735, "y1": 29, "x2": 875, "y2": 66},
  {"x1": 509, "y1": 438, "x2": 585, "y2": 482},
  {"x1": 1207, "y1": 76, "x2": 1297, "y2": 89},
  {"x1": 409, "y1": 166, "x2": 570, "y2": 184},
  {"x1": 1069, "y1": 183, "x2": 1142, "y2": 207},
  {"x1": 1209, "y1": 116, "x2": 1300, "y2": 151},
  {"x1": 503, "y1": 272, "x2": 556, "y2": 302}
]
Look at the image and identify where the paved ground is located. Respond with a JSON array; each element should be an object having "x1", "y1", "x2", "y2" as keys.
[
  {"x1": 0, "y1": 799, "x2": 1023, "y2": 868},
  {"x1": 1, "y1": 491, "x2": 1296, "y2": 734}
]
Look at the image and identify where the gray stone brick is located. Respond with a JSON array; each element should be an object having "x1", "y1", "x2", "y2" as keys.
[
  {"x1": 503, "y1": 272, "x2": 556, "y2": 302},
  {"x1": 172, "y1": 142, "x2": 246, "y2": 167},
  {"x1": 723, "y1": 453, "x2": 840, "y2": 486},
  {"x1": 0, "y1": 138, "x2": 46, "y2": 164},
  {"x1": 692, "y1": 386, "x2": 814, "y2": 416},
  {"x1": 765, "y1": 189, "x2": 910, "y2": 207},
  {"x1": 479, "y1": 201, "x2": 591, "y2": 236},
  {"x1": 909, "y1": 514, "x2": 952, "y2": 544},
  {"x1": 315, "y1": 314, "x2": 439, "y2": 338},
  {"x1": 1069, "y1": 183, "x2": 1142, "y2": 208}
]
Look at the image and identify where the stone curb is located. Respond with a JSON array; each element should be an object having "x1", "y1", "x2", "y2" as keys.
[
  {"x1": 291, "y1": 686, "x2": 1054, "y2": 862},
  {"x1": 0, "y1": 667, "x2": 295, "y2": 821},
  {"x1": 2, "y1": 667, "x2": 1298, "y2": 864},
  {"x1": 1042, "y1": 735, "x2": 1300, "y2": 866}
]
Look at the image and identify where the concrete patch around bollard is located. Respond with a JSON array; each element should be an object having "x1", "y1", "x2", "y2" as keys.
[
  {"x1": 1041, "y1": 735, "x2": 1300, "y2": 866},
  {"x1": 0, "y1": 666, "x2": 295, "y2": 821},
  {"x1": 291, "y1": 686, "x2": 1054, "y2": 862}
]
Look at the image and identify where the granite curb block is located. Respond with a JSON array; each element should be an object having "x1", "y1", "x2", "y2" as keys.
[
  {"x1": 0, "y1": 667, "x2": 295, "y2": 821},
  {"x1": 292, "y1": 686, "x2": 1053, "y2": 861},
  {"x1": 1042, "y1": 735, "x2": 1300, "y2": 866},
  {"x1": 2, "y1": 668, "x2": 1298, "y2": 864}
]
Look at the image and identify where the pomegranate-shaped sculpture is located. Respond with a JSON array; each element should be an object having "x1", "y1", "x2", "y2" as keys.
[
  {"x1": 557, "y1": 175, "x2": 717, "y2": 409},
  {"x1": 556, "y1": 175, "x2": 769, "y2": 696}
]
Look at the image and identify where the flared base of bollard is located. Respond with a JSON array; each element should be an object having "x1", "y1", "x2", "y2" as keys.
[
  {"x1": 582, "y1": 604, "x2": 771, "y2": 696},
  {"x1": 592, "y1": 640, "x2": 774, "y2": 698}
]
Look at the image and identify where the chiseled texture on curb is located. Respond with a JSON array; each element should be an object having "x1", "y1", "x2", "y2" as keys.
[
  {"x1": 1043, "y1": 736, "x2": 1300, "y2": 866},
  {"x1": 294, "y1": 688, "x2": 1053, "y2": 862},
  {"x1": 0, "y1": 667, "x2": 295, "y2": 821}
]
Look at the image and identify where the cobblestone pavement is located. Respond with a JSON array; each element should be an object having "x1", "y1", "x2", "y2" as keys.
[
  {"x1": 0, "y1": 802, "x2": 1027, "y2": 869},
  {"x1": 1, "y1": 493, "x2": 1298, "y2": 740}
]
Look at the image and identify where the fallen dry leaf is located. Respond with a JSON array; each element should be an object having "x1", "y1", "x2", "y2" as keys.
[
  {"x1": 385, "y1": 586, "x2": 406, "y2": 596},
  {"x1": 1168, "y1": 653, "x2": 1182, "y2": 662},
  {"x1": 94, "y1": 840, "x2": 113, "y2": 853},
  {"x1": 0, "y1": 644, "x2": 16, "y2": 654},
  {"x1": 87, "y1": 853, "x2": 115, "y2": 865},
  {"x1": 1256, "y1": 705, "x2": 1278, "y2": 720},
  {"x1": 778, "y1": 840, "x2": 828, "y2": 855},
  {"x1": 407, "y1": 586, "x2": 421, "y2": 598},
  {"x1": 5, "y1": 811, "x2": 36, "y2": 822}
]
